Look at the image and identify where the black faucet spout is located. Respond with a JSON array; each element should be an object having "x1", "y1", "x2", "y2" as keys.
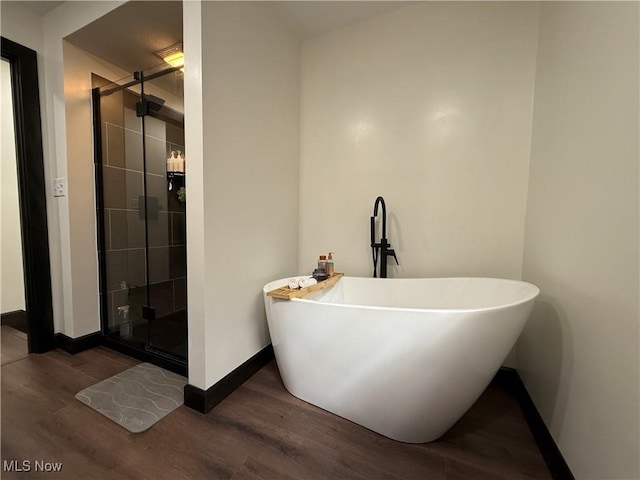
[
  {"x1": 371, "y1": 196, "x2": 397, "y2": 278},
  {"x1": 373, "y1": 196, "x2": 387, "y2": 240}
]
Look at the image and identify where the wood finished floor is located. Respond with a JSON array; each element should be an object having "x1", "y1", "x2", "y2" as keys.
[
  {"x1": 1, "y1": 325, "x2": 29, "y2": 366},
  {"x1": 1, "y1": 347, "x2": 552, "y2": 479}
]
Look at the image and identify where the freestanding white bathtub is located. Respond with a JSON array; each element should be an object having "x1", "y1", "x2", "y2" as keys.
[{"x1": 263, "y1": 276, "x2": 539, "y2": 443}]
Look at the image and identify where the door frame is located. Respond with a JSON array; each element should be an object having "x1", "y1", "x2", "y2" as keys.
[{"x1": 1, "y1": 37, "x2": 55, "y2": 353}]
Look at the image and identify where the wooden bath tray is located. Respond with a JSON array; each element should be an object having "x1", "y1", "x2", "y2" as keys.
[{"x1": 267, "y1": 273, "x2": 344, "y2": 300}]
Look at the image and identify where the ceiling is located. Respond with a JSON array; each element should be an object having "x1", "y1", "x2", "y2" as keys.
[
  {"x1": 6, "y1": 0, "x2": 63, "y2": 16},
  {"x1": 65, "y1": 1, "x2": 183, "y2": 74},
  {"x1": 272, "y1": 1, "x2": 416, "y2": 40},
  {"x1": 21, "y1": 1, "x2": 414, "y2": 74}
]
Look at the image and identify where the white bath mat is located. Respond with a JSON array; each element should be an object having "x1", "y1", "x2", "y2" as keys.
[{"x1": 75, "y1": 363, "x2": 187, "y2": 433}]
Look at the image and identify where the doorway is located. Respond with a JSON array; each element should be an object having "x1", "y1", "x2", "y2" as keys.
[
  {"x1": 1, "y1": 56, "x2": 28, "y2": 364},
  {"x1": 0, "y1": 37, "x2": 55, "y2": 356}
]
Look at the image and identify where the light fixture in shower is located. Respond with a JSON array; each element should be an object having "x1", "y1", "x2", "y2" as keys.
[{"x1": 155, "y1": 43, "x2": 184, "y2": 71}]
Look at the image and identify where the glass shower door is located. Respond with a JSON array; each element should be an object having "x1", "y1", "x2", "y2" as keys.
[
  {"x1": 141, "y1": 67, "x2": 187, "y2": 359},
  {"x1": 96, "y1": 74, "x2": 149, "y2": 349},
  {"x1": 95, "y1": 64, "x2": 186, "y2": 365}
]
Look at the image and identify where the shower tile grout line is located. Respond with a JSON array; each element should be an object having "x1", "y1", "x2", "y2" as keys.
[
  {"x1": 102, "y1": 163, "x2": 167, "y2": 178},
  {"x1": 103, "y1": 120, "x2": 168, "y2": 143}
]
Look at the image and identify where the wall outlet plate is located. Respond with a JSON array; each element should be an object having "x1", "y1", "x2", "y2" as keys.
[{"x1": 53, "y1": 177, "x2": 66, "y2": 197}]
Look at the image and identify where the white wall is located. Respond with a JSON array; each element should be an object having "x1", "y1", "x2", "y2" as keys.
[
  {"x1": 0, "y1": 2, "x2": 44, "y2": 53},
  {"x1": 1, "y1": 59, "x2": 26, "y2": 314},
  {"x1": 187, "y1": 2, "x2": 299, "y2": 389},
  {"x1": 41, "y1": 1, "x2": 125, "y2": 336},
  {"x1": 519, "y1": 3, "x2": 640, "y2": 479},
  {"x1": 299, "y1": 2, "x2": 540, "y2": 282},
  {"x1": 183, "y1": 0, "x2": 206, "y2": 388}
]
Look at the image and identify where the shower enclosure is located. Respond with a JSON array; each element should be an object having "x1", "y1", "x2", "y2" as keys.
[{"x1": 92, "y1": 63, "x2": 187, "y2": 374}]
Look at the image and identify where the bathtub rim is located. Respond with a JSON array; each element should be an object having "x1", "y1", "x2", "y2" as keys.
[{"x1": 264, "y1": 276, "x2": 540, "y2": 315}]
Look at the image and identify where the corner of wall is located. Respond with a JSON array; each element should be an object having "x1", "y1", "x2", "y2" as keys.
[
  {"x1": 518, "y1": 3, "x2": 640, "y2": 477},
  {"x1": 183, "y1": 0, "x2": 208, "y2": 390}
]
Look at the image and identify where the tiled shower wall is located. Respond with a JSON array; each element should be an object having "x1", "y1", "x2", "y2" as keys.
[{"x1": 99, "y1": 87, "x2": 186, "y2": 333}]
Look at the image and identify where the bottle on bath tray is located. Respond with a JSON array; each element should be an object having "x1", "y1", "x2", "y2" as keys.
[
  {"x1": 326, "y1": 252, "x2": 335, "y2": 276},
  {"x1": 318, "y1": 255, "x2": 327, "y2": 273}
]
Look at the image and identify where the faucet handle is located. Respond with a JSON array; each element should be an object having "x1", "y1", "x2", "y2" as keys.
[{"x1": 388, "y1": 248, "x2": 399, "y2": 265}]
